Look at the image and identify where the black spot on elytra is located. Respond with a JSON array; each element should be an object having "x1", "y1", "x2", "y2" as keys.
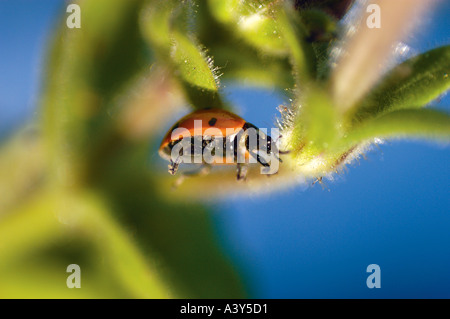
[{"x1": 208, "y1": 117, "x2": 217, "y2": 126}]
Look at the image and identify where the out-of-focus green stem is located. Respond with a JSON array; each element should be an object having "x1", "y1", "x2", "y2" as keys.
[
  {"x1": 0, "y1": 188, "x2": 172, "y2": 298},
  {"x1": 41, "y1": 0, "x2": 148, "y2": 188}
]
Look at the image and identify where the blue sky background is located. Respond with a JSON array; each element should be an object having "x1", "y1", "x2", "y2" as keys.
[{"x1": 0, "y1": 1, "x2": 449, "y2": 298}]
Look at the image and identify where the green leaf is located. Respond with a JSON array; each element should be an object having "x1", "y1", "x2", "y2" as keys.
[
  {"x1": 140, "y1": 0, "x2": 175, "y2": 52},
  {"x1": 351, "y1": 45, "x2": 450, "y2": 122},
  {"x1": 294, "y1": 0, "x2": 355, "y2": 20},
  {"x1": 208, "y1": 0, "x2": 289, "y2": 56},
  {"x1": 291, "y1": 86, "x2": 340, "y2": 152},
  {"x1": 207, "y1": 0, "x2": 241, "y2": 24},
  {"x1": 141, "y1": 0, "x2": 224, "y2": 109},
  {"x1": 338, "y1": 109, "x2": 450, "y2": 150},
  {"x1": 276, "y1": 6, "x2": 316, "y2": 84},
  {"x1": 196, "y1": 3, "x2": 294, "y2": 89},
  {"x1": 212, "y1": 44, "x2": 294, "y2": 89},
  {"x1": 142, "y1": 0, "x2": 220, "y2": 91},
  {"x1": 171, "y1": 31, "x2": 219, "y2": 92},
  {"x1": 297, "y1": 9, "x2": 337, "y2": 42}
]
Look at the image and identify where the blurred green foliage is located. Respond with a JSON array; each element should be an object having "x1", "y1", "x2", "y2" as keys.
[{"x1": 0, "y1": 0, "x2": 449, "y2": 298}]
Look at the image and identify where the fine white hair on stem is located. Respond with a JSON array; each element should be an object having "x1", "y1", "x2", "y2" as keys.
[{"x1": 330, "y1": 0, "x2": 437, "y2": 114}]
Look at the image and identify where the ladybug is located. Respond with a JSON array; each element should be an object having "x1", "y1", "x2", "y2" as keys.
[{"x1": 159, "y1": 108, "x2": 284, "y2": 180}]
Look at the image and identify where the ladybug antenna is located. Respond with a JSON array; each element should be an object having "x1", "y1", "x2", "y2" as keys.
[
  {"x1": 274, "y1": 153, "x2": 283, "y2": 163},
  {"x1": 272, "y1": 133, "x2": 291, "y2": 155},
  {"x1": 273, "y1": 133, "x2": 282, "y2": 144}
]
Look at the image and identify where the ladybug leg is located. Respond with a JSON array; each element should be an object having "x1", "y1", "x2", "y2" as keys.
[
  {"x1": 245, "y1": 132, "x2": 283, "y2": 167},
  {"x1": 183, "y1": 164, "x2": 211, "y2": 177},
  {"x1": 172, "y1": 164, "x2": 211, "y2": 189},
  {"x1": 248, "y1": 149, "x2": 284, "y2": 176},
  {"x1": 237, "y1": 163, "x2": 248, "y2": 181},
  {"x1": 168, "y1": 156, "x2": 181, "y2": 175},
  {"x1": 312, "y1": 176, "x2": 329, "y2": 190},
  {"x1": 270, "y1": 149, "x2": 283, "y2": 163},
  {"x1": 248, "y1": 149, "x2": 271, "y2": 168}
]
